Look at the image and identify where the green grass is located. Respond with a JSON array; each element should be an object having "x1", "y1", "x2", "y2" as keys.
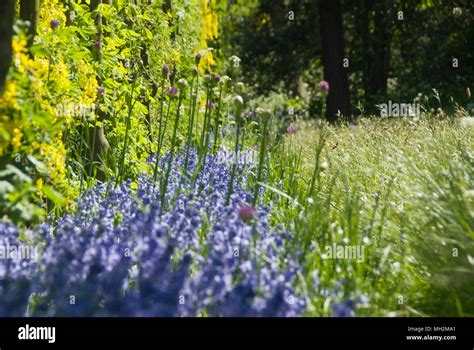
[{"x1": 264, "y1": 115, "x2": 473, "y2": 316}]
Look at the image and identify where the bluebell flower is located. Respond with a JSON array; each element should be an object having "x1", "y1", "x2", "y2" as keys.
[{"x1": 0, "y1": 148, "x2": 316, "y2": 317}]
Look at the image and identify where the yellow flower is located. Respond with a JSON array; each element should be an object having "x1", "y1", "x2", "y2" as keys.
[
  {"x1": 38, "y1": 0, "x2": 67, "y2": 35},
  {"x1": 83, "y1": 75, "x2": 99, "y2": 103},
  {"x1": 12, "y1": 37, "x2": 29, "y2": 74},
  {"x1": 198, "y1": 51, "x2": 216, "y2": 72},
  {"x1": 196, "y1": 0, "x2": 219, "y2": 73},
  {"x1": 12, "y1": 128, "x2": 23, "y2": 151},
  {"x1": 171, "y1": 49, "x2": 181, "y2": 65},
  {"x1": 36, "y1": 178, "x2": 44, "y2": 200},
  {"x1": 35, "y1": 140, "x2": 66, "y2": 183},
  {"x1": 28, "y1": 56, "x2": 49, "y2": 79},
  {"x1": 0, "y1": 80, "x2": 19, "y2": 109},
  {"x1": 202, "y1": 0, "x2": 218, "y2": 40},
  {"x1": 50, "y1": 60, "x2": 71, "y2": 94},
  {"x1": 12, "y1": 37, "x2": 28, "y2": 55}
]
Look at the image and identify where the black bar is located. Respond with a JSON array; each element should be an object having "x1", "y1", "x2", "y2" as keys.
[{"x1": 0, "y1": 317, "x2": 472, "y2": 346}]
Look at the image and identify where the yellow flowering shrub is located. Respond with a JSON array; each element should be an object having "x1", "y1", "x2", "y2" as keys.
[
  {"x1": 197, "y1": 0, "x2": 219, "y2": 72},
  {"x1": 0, "y1": 1, "x2": 77, "y2": 222},
  {"x1": 0, "y1": 80, "x2": 19, "y2": 110},
  {"x1": 1, "y1": 0, "x2": 217, "y2": 225}
]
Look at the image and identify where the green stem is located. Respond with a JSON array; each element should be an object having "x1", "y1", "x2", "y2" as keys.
[
  {"x1": 203, "y1": 91, "x2": 214, "y2": 152},
  {"x1": 307, "y1": 131, "x2": 326, "y2": 198},
  {"x1": 153, "y1": 92, "x2": 171, "y2": 185},
  {"x1": 225, "y1": 108, "x2": 241, "y2": 205},
  {"x1": 160, "y1": 93, "x2": 183, "y2": 216},
  {"x1": 153, "y1": 79, "x2": 166, "y2": 183},
  {"x1": 89, "y1": 110, "x2": 98, "y2": 178},
  {"x1": 117, "y1": 80, "x2": 137, "y2": 186},
  {"x1": 158, "y1": 102, "x2": 172, "y2": 161},
  {"x1": 192, "y1": 86, "x2": 213, "y2": 185},
  {"x1": 184, "y1": 75, "x2": 198, "y2": 172},
  {"x1": 199, "y1": 86, "x2": 210, "y2": 153},
  {"x1": 253, "y1": 118, "x2": 268, "y2": 205},
  {"x1": 212, "y1": 85, "x2": 223, "y2": 153}
]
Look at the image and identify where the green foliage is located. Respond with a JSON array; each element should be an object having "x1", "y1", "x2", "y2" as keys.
[
  {"x1": 220, "y1": 0, "x2": 474, "y2": 114},
  {"x1": 218, "y1": 0, "x2": 318, "y2": 95}
]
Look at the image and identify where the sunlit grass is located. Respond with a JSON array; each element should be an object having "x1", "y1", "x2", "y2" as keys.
[{"x1": 269, "y1": 115, "x2": 473, "y2": 316}]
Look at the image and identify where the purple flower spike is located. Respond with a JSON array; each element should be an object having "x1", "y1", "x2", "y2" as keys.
[
  {"x1": 50, "y1": 19, "x2": 60, "y2": 29},
  {"x1": 162, "y1": 64, "x2": 170, "y2": 77},
  {"x1": 195, "y1": 53, "x2": 202, "y2": 65}
]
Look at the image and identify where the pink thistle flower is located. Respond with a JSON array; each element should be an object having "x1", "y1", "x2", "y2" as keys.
[
  {"x1": 165, "y1": 86, "x2": 178, "y2": 98},
  {"x1": 238, "y1": 204, "x2": 257, "y2": 223},
  {"x1": 287, "y1": 125, "x2": 297, "y2": 134},
  {"x1": 320, "y1": 80, "x2": 329, "y2": 92}
]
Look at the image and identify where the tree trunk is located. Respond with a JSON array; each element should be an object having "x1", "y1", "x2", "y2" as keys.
[
  {"x1": 359, "y1": 0, "x2": 369, "y2": 105},
  {"x1": 87, "y1": 0, "x2": 110, "y2": 181},
  {"x1": 163, "y1": 0, "x2": 174, "y2": 41},
  {"x1": 364, "y1": 0, "x2": 389, "y2": 111},
  {"x1": 0, "y1": 0, "x2": 15, "y2": 93},
  {"x1": 20, "y1": 0, "x2": 40, "y2": 47},
  {"x1": 319, "y1": 0, "x2": 351, "y2": 122}
]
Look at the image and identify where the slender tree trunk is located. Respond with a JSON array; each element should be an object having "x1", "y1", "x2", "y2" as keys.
[
  {"x1": 319, "y1": 0, "x2": 351, "y2": 122},
  {"x1": 0, "y1": 0, "x2": 15, "y2": 93},
  {"x1": 20, "y1": 0, "x2": 40, "y2": 47},
  {"x1": 88, "y1": 0, "x2": 110, "y2": 180},
  {"x1": 360, "y1": 0, "x2": 370, "y2": 106},
  {"x1": 365, "y1": 0, "x2": 389, "y2": 111},
  {"x1": 163, "y1": 0, "x2": 174, "y2": 40}
]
